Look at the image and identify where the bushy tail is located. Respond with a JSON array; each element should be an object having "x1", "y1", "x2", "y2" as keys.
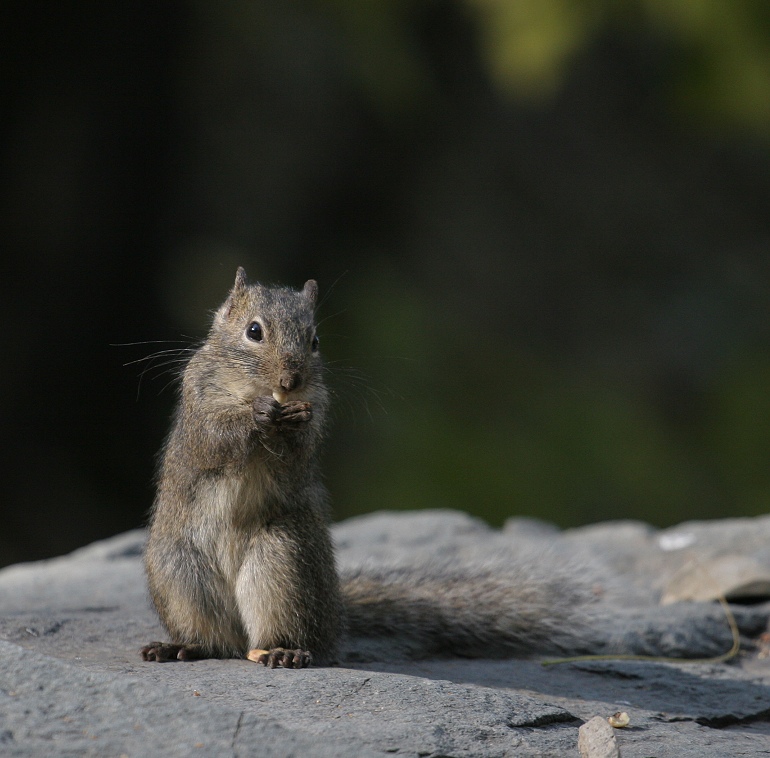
[
  {"x1": 340, "y1": 550, "x2": 604, "y2": 661},
  {"x1": 340, "y1": 550, "x2": 752, "y2": 663}
]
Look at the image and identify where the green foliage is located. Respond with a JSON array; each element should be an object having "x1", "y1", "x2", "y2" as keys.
[
  {"x1": 332, "y1": 326, "x2": 699, "y2": 527},
  {"x1": 641, "y1": 0, "x2": 770, "y2": 134},
  {"x1": 702, "y1": 354, "x2": 770, "y2": 513},
  {"x1": 320, "y1": 0, "x2": 770, "y2": 136},
  {"x1": 326, "y1": 266, "x2": 770, "y2": 529},
  {"x1": 467, "y1": 0, "x2": 603, "y2": 100}
]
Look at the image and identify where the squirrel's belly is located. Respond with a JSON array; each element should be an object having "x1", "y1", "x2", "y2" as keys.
[{"x1": 193, "y1": 462, "x2": 274, "y2": 584}]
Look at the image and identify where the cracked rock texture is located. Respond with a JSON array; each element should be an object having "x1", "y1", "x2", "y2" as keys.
[{"x1": 1, "y1": 510, "x2": 770, "y2": 757}]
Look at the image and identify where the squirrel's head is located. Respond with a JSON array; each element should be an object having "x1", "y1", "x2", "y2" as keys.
[{"x1": 207, "y1": 267, "x2": 322, "y2": 403}]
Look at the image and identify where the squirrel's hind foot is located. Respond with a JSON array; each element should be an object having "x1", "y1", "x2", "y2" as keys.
[
  {"x1": 248, "y1": 647, "x2": 312, "y2": 669},
  {"x1": 140, "y1": 642, "x2": 207, "y2": 662}
]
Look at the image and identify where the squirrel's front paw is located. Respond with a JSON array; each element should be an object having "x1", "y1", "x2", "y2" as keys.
[
  {"x1": 252, "y1": 396, "x2": 280, "y2": 427},
  {"x1": 277, "y1": 400, "x2": 312, "y2": 427},
  {"x1": 252, "y1": 397, "x2": 311, "y2": 435}
]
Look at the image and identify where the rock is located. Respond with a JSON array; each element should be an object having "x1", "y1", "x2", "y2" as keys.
[
  {"x1": 2, "y1": 509, "x2": 770, "y2": 757},
  {"x1": 563, "y1": 515, "x2": 770, "y2": 605},
  {"x1": 661, "y1": 554, "x2": 770, "y2": 604},
  {"x1": 0, "y1": 641, "x2": 376, "y2": 758},
  {"x1": 578, "y1": 715, "x2": 621, "y2": 758}
]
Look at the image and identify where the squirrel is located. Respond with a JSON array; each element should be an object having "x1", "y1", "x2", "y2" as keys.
[{"x1": 142, "y1": 268, "x2": 606, "y2": 669}]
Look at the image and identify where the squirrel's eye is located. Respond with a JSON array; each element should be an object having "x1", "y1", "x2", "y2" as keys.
[
  {"x1": 311, "y1": 334, "x2": 319, "y2": 352},
  {"x1": 246, "y1": 321, "x2": 263, "y2": 341}
]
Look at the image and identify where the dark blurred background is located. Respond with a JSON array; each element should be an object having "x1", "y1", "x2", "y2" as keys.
[{"x1": 2, "y1": 0, "x2": 770, "y2": 568}]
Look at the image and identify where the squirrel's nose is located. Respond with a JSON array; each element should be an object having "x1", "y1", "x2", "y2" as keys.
[{"x1": 279, "y1": 371, "x2": 302, "y2": 393}]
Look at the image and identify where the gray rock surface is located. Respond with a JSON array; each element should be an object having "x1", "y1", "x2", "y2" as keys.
[{"x1": 2, "y1": 509, "x2": 770, "y2": 757}]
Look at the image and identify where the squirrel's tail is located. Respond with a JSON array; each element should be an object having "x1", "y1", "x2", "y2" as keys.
[{"x1": 340, "y1": 550, "x2": 604, "y2": 661}]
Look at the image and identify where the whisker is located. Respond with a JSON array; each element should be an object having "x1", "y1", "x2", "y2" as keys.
[
  {"x1": 111, "y1": 340, "x2": 193, "y2": 347},
  {"x1": 316, "y1": 270, "x2": 348, "y2": 312},
  {"x1": 123, "y1": 349, "x2": 194, "y2": 367},
  {"x1": 315, "y1": 311, "x2": 348, "y2": 330},
  {"x1": 115, "y1": 337, "x2": 200, "y2": 400}
]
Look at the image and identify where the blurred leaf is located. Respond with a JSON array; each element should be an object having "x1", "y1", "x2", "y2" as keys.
[
  {"x1": 461, "y1": 0, "x2": 770, "y2": 134},
  {"x1": 643, "y1": 0, "x2": 770, "y2": 135},
  {"x1": 466, "y1": 0, "x2": 600, "y2": 100}
]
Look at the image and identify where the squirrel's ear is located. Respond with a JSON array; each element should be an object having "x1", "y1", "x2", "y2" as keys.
[
  {"x1": 302, "y1": 279, "x2": 318, "y2": 304},
  {"x1": 233, "y1": 267, "x2": 248, "y2": 293},
  {"x1": 219, "y1": 267, "x2": 248, "y2": 321}
]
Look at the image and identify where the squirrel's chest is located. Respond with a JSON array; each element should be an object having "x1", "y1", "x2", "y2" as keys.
[
  {"x1": 197, "y1": 458, "x2": 276, "y2": 525},
  {"x1": 193, "y1": 461, "x2": 276, "y2": 576}
]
